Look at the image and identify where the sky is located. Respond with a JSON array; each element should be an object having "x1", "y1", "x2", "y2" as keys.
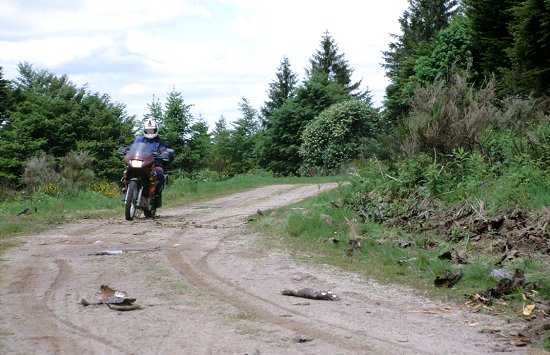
[{"x1": 0, "y1": 0, "x2": 409, "y2": 129}]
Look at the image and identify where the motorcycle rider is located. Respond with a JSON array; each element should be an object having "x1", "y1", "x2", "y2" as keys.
[{"x1": 133, "y1": 120, "x2": 168, "y2": 207}]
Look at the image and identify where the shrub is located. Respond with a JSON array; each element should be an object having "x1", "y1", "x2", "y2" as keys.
[
  {"x1": 22, "y1": 151, "x2": 95, "y2": 196},
  {"x1": 90, "y1": 181, "x2": 120, "y2": 198},
  {"x1": 299, "y1": 100, "x2": 380, "y2": 175},
  {"x1": 404, "y1": 70, "x2": 499, "y2": 155},
  {"x1": 479, "y1": 117, "x2": 550, "y2": 166},
  {"x1": 58, "y1": 151, "x2": 95, "y2": 192},
  {"x1": 22, "y1": 152, "x2": 59, "y2": 194}
]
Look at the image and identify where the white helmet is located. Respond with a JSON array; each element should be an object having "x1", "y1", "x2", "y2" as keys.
[{"x1": 143, "y1": 120, "x2": 158, "y2": 139}]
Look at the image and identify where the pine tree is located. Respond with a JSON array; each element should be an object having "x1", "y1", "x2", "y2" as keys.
[
  {"x1": 210, "y1": 115, "x2": 231, "y2": 174},
  {"x1": 258, "y1": 31, "x2": 364, "y2": 176},
  {"x1": 258, "y1": 74, "x2": 348, "y2": 175},
  {"x1": 224, "y1": 97, "x2": 260, "y2": 175},
  {"x1": 0, "y1": 67, "x2": 11, "y2": 126},
  {"x1": 507, "y1": 0, "x2": 550, "y2": 96},
  {"x1": 383, "y1": 0, "x2": 459, "y2": 120},
  {"x1": 464, "y1": 0, "x2": 522, "y2": 81},
  {"x1": 143, "y1": 95, "x2": 163, "y2": 126},
  {"x1": 306, "y1": 30, "x2": 365, "y2": 98},
  {"x1": 162, "y1": 89, "x2": 194, "y2": 171},
  {"x1": 260, "y1": 56, "x2": 298, "y2": 128},
  {"x1": 185, "y1": 117, "x2": 212, "y2": 172}
]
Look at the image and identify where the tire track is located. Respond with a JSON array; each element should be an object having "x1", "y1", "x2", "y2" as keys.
[
  {"x1": 163, "y1": 184, "x2": 429, "y2": 354},
  {"x1": 4, "y1": 255, "x2": 128, "y2": 354},
  {"x1": 43, "y1": 259, "x2": 129, "y2": 354},
  {"x1": 166, "y1": 246, "x2": 373, "y2": 353}
]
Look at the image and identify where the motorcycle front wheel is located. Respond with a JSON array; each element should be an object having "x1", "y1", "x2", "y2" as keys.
[{"x1": 125, "y1": 180, "x2": 139, "y2": 221}]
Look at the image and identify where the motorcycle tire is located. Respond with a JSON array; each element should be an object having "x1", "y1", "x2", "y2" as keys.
[{"x1": 125, "y1": 180, "x2": 139, "y2": 221}]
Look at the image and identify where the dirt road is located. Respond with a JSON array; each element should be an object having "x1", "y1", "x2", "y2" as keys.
[{"x1": 0, "y1": 184, "x2": 530, "y2": 354}]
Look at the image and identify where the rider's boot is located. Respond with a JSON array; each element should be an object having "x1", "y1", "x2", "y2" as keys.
[
  {"x1": 153, "y1": 187, "x2": 163, "y2": 207},
  {"x1": 155, "y1": 193, "x2": 162, "y2": 207}
]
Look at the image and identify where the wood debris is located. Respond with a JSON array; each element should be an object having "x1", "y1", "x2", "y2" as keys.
[
  {"x1": 81, "y1": 285, "x2": 141, "y2": 311},
  {"x1": 281, "y1": 287, "x2": 339, "y2": 301}
]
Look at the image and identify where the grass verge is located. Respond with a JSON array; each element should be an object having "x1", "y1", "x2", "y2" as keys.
[{"x1": 249, "y1": 182, "x2": 550, "y2": 350}]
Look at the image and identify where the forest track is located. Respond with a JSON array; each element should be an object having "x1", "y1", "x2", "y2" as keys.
[{"x1": 0, "y1": 184, "x2": 529, "y2": 354}]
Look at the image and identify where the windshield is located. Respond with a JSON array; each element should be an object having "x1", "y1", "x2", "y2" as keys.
[{"x1": 127, "y1": 142, "x2": 153, "y2": 159}]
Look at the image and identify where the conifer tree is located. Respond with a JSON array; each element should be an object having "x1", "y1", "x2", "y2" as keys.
[
  {"x1": 185, "y1": 117, "x2": 212, "y2": 172},
  {"x1": 142, "y1": 95, "x2": 163, "y2": 126},
  {"x1": 162, "y1": 89, "x2": 194, "y2": 172},
  {"x1": 0, "y1": 63, "x2": 134, "y2": 184},
  {"x1": 507, "y1": 0, "x2": 550, "y2": 96},
  {"x1": 260, "y1": 56, "x2": 298, "y2": 128},
  {"x1": 383, "y1": 0, "x2": 459, "y2": 120},
  {"x1": 0, "y1": 67, "x2": 11, "y2": 126},
  {"x1": 210, "y1": 115, "x2": 231, "y2": 174},
  {"x1": 463, "y1": 0, "x2": 521, "y2": 81},
  {"x1": 224, "y1": 97, "x2": 259, "y2": 175},
  {"x1": 306, "y1": 30, "x2": 366, "y2": 99}
]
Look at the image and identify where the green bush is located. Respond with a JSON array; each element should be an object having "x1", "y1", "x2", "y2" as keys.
[{"x1": 299, "y1": 100, "x2": 380, "y2": 175}]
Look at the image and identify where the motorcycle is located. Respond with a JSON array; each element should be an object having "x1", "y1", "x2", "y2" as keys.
[{"x1": 117, "y1": 138, "x2": 174, "y2": 221}]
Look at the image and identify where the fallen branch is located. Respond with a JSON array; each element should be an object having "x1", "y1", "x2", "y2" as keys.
[{"x1": 281, "y1": 287, "x2": 339, "y2": 301}]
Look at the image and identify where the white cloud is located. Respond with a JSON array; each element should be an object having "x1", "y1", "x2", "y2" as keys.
[
  {"x1": 0, "y1": 0, "x2": 408, "y2": 128},
  {"x1": 1, "y1": 36, "x2": 113, "y2": 68}
]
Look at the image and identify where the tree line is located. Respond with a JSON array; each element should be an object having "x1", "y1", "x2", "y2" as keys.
[{"x1": 0, "y1": 0, "x2": 548, "y2": 195}]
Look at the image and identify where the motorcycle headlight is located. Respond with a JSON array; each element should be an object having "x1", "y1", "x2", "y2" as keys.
[{"x1": 130, "y1": 160, "x2": 143, "y2": 168}]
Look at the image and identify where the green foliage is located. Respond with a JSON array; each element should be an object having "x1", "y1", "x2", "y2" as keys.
[
  {"x1": 0, "y1": 63, "x2": 135, "y2": 186},
  {"x1": 223, "y1": 97, "x2": 260, "y2": 176},
  {"x1": 142, "y1": 95, "x2": 163, "y2": 125},
  {"x1": 259, "y1": 72, "x2": 349, "y2": 176},
  {"x1": 178, "y1": 118, "x2": 211, "y2": 173},
  {"x1": 506, "y1": 0, "x2": 550, "y2": 96},
  {"x1": 161, "y1": 89, "x2": 194, "y2": 171},
  {"x1": 445, "y1": 148, "x2": 488, "y2": 195},
  {"x1": 257, "y1": 32, "x2": 369, "y2": 176},
  {"x1": 209, "y1": 116, "x2": 231, "y2": 175},
  {"x1": 0, "y1": 66, "x2": 12, "y2": 125},
  {"x1": 543, "y1": 337, "x2": 550, "y2": 352},
  {"x1": 306, "y1": 30, "x2": 368, "y2": 99},
  {"x1": 383, "y1": 0, "x2": 459, "y2": 120},
  {"x1": 140, "y1": 89, "x2": 215, "y2": 177},
  {"x1": 299, "y1": 100, "x2": 380, "y2": 175},
  {"x1": 260, "y1": 56, "x2": 298, "y2": 127},
  {"x1": 189, "y1": 169, "x2": 223, "y2": 182},
  {"x1": 343, "y1": 113, "x2": 549, "y2": 219},
  {"x1": 403, "y1": 19, "x2": 473, "y2": 97},
  {"x1": 463, "y1": 0, "x2": 521, "y2": 81},
  {"x1": 478, "y1": 111, "x2": 550, "y2": 165}
]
